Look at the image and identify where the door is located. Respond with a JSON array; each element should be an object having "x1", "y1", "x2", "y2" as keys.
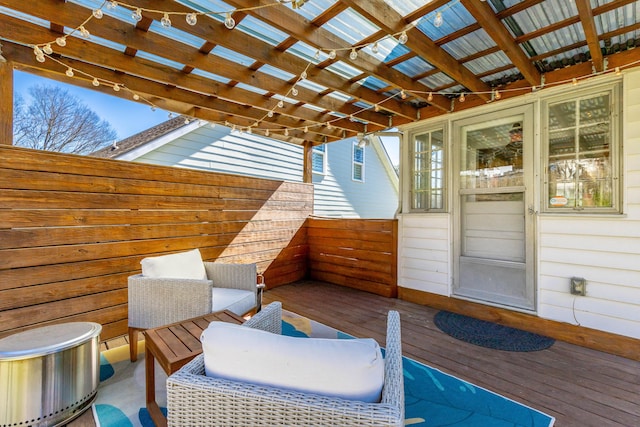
[{"x1": 453, "y1": 106, "x2": 535, "y2": 311}]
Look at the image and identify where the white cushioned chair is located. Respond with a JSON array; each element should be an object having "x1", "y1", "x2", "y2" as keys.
[
  {"x1": 166, "y1": 310, "x2": 404, "y2": 427},
  {"x1": 127, "y1": 249, "x2": 264, "y2": 361}
]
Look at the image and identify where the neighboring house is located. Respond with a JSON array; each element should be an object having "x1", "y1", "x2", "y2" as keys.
[
  {"x1": 92, "y1": 117, "x2": 398, "y2": 219},
  {"x1": 396, "y1": 70, "x2": 640, "y2": 341}
]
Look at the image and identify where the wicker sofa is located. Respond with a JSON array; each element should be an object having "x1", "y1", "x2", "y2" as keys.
[{"x1": 166, "y1": 306, "x2": 404, "y2": 427}]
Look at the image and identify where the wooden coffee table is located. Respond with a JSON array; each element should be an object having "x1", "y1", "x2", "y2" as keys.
[{"x1": 143, "y1": 310, "x2": 245, "y2": 427}]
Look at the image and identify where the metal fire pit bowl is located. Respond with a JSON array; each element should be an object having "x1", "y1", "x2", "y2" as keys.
[{"x1": 0, "y1": 322, "x2": 102, "y2": 427}]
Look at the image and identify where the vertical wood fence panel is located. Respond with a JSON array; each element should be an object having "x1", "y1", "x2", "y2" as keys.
[
  {"x1": 307, "y1": 217, "x2": 398, "y2": 297},
  {"x1": 0, "y1": 146, "x2": 312, "y2": 341}
]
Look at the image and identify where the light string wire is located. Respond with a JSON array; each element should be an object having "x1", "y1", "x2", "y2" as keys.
[{"x1": 22, "y1": 0, "x2": 637, "y2": 139}]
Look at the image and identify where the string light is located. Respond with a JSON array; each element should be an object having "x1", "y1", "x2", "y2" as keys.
[
  {"x1": 25, "y1": 0, "x2": 640, "y2": 142},
  {"x1": 434, "y1": 12, "x2": 443, "y2": 28}
]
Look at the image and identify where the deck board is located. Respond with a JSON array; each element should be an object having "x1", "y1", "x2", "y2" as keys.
[{"x1": 264, "y1": 280, "x2": 640, "y2": 427}]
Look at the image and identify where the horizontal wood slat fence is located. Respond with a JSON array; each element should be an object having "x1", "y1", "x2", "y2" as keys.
[
  {"x1": 0, "y1": 146, "x2": 398, "y2": 341},
  {"x1": 307, "y1": 217, "x2": 398, "y2": 298}
]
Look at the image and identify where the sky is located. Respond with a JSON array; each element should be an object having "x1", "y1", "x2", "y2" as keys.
[{"x1": 14, "y1": 70, "x2": 400, "y2": 164}]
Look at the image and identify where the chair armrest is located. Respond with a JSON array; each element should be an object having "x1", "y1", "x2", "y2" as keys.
[
  {"x1": 243, "y1": 301, "x2": 281, "y2": 334},
  {"x1": 128, "y1": 274, "x2": 213, "y2": 330},
  {"x1": 204, "y1": 262, "x2": 258, "y2": 293},
  {"x1": 381, "y1": 310, "x2": 403, "y2": 422}
]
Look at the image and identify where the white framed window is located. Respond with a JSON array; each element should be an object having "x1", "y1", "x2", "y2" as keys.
[
  {"x1": 352, "y1": 141, "x2": 364, "y2": 182},
  {"x1": 410, "y1": 127, "x2": 446, "y2": 211},
  {"x1": 312, "y1": 143, "x2": 326, "y2": 174},
  {"x1": 542, "y1": 83, "x2": 621, "y2": 213}
]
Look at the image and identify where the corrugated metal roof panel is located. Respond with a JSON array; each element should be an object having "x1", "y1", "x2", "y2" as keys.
[
  {"x1": 441, "y1": 29, "x2": 496, "y2": 61},
  {"x1": 324, "y1": 8, "x2": 379, "y2": 44}
]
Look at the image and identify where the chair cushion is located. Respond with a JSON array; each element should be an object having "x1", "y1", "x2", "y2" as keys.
[
  {"x1": 201, "y1": 321, "x2": 384, "y2": 403},
  {"x1": 140, "y1": 249, "x2": 207, "y2": 280},
  {"x1": 211, "y1": 288, "x2": 255, "y2": 316}
]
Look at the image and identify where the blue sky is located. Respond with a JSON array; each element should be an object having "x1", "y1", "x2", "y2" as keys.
[{"x1": 14, "y1": 70, "x2": 399, "y2": 164}]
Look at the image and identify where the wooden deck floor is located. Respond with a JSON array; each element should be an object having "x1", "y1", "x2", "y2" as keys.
[{"x1": 264, "y1": 280, "x2": 640, "y2": 427}]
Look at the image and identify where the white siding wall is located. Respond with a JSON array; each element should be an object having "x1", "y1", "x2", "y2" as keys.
[
  {"x1": 128, "y1": 124, "x2": 398, "y2": 218},
  {"x1": 313, "y1": 137, "x2": 398, "y2": 218},
  {"x1": 137, "y1": 125, "x2": 304, "y2": 181},
  {"x1": 398, "y1": 70, "x2": 640, "y2": 340}
]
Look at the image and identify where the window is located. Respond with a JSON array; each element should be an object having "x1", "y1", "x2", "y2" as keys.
[
  {"x1": 312, "y1": 144, "x2": 326, "y2": 174},
  {"x1": 353, "y1": 142, "x2": 364, "y2": 182},
  {"x1": 543, "y1": 84, "x2": 620, "y2": 213},
  {"x1": 411, "y1": 128, "x2": 445, "y2": 211}
]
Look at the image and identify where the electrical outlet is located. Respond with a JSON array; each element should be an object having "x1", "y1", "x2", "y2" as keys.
[{"x1": 570, "y1": 277, "x2": 586, "y2": 296}]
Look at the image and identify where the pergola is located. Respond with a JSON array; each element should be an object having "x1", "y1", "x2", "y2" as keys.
[{"x1": 2, "y1": 0, "x2": 639, "y2": 157}]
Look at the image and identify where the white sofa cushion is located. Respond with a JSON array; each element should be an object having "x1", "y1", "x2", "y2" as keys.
[
  {"x1": 201, "y1": 321, "x2": 384, "y2": 403},
  {"x1": 140, "y1": 249, "x2": 207, "y2": 280},
  {"x1": 211, "y1": 288, "x2": 255, "y2": 316}
]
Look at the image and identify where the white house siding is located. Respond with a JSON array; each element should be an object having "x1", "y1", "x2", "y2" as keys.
[
  {"x1": 398, "y1": 214, "x2": 450, "y2": 295},
  {"x1": 136, "y1": 125, "x2": 304, "y2": 182},
  {"x1": 398, "y1": 70, "x2": 640, "y2": 340},
  {"x1": 313, "y1": 138, "x2": 399, "y2": 218}
]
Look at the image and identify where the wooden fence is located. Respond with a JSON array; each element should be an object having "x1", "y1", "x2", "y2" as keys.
[
  {"x1": 307, "y1": 217, "x2": 398, "y2": 297},
  {"x1": 0, "y1": 146, "x2": 312, "y2": 341}
]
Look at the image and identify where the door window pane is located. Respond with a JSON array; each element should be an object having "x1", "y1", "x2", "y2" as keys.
[{"x1": 411, "y1": 128, "x2": 445, "y2": 211}]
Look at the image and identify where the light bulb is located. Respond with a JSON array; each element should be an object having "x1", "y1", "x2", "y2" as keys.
[
  {"x1": 300, "y1": 70, "x2": 307, "y2": 79},
  {"x1": 210, "y1": 122, "x2": 216, "y2": 128},
  {"x1": 184, "y1": 118, "x2": 190, "y2": 124},
  {"x1": 398, "y1": 31, "x2": 408, "y2": 44},
  {"x1": 247, "y1": 127, "x2": 252, "y2": 134},
  {"x1": 291, "y1": 87, "x2": 298, "y2": 96},
  {"x1": 43, "y1": 44, "x2": 53, "y2": 54},
  {"x1": 151, "y1": 106, "x2": 156, "y2": 111},
  {"x1": 79, "y1": 26, "x2": 90, "y2": 38},
  {"x1": 314, "y1": 50, "x2": 320, "y2": 60},
  {"x1": 161, "y1": 13, "x2": 171, "y2": 28},
  {"x1": 284, "y1": 129, "x2": 289, "y2": 136},
  {"x1": 93, "y1": 9, "x2": 103, "y2": 19},
  {"x1": 427, "y1": 92, "x2": 433, "y2": 102},
  {"x1": 615, "y1": 66, "x2": 621, "y2": 76},
  {"x1": 326, "y1": 122, "x2": 332, "y2": 130},
  {"x1": 277, "y1": 100, "x2": 284, "y2": 108},
  {"x1": 371, "y1": 42, "x2": 379, "y2": 54},
  {"x1": 400, "y1": 89, "x2": 407, "y2": 99},
  {"x1": 329, "y1": 50, "x2": 336, "y2": 59},
  {"x1": 36, "y1": 54, "x2": 46, "y2": 63},
  {"x1": 459, "y1": 92, "x2": 465, "y2": 102},
  {"x1": 33, "y1": 46, "x2": 43, "y2": 56},
  {"x1": 92, "y1": 78, "x2": 100, "y2": 86},
  {"x1": 224, "y1": 13, "x2": 235, "y2": 29},
  {"x1": 434, "y1": 12, "x2": 443, "y2": 28},
  {"x1": 168, "y1": 112, "x2": 174, "y2": 118},
  {"x1": 186, "y1": 13, "x2": 198, "y2": 26},
  {"x1": 494, "y1": 89, "x2": 501, "y2": 100},
  {"x1": 349, "y1": 48, "x2": 358, "y2": 60},
  {"x1": 304, "y1": 126, "x2": 308, "y2": 133},
  {"x1": 132, "y1": 93, "x2": 140, "y2": 100},
  {"x1": 56, "y1": 37, "x2": 67, "y2": 47},
  {"x1": 572, "y1": 78, "x2": 578, "y2": 86},
  {"x1": 374, "y1": 104, "x2": 380, "y2": 112},
  {"x1": 107, "y1": 1, "x2": 117, "y2": 9},
  {"x1": 132, "y1": 8, "x2": 143, "y2": 22},
  {"x1": 265, "y1": 129, "x2": 270, "y2": 137},
  {"x1": 267, "y1": 110, "x2": 274, "y2": 118},
  {"x1": 113, "y1": 84, "x2": 120, "y2": 92},
  {"x1": 65, "y1": 67, "x2": 74, "y2": 77}
]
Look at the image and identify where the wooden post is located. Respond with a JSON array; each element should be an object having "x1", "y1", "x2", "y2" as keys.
[
  {"x1": 0, "y1": 56, "x2": 13, "y2": 145},
  {"x1": 303, "y1": 140, "x2": 312, "y2": 183}
]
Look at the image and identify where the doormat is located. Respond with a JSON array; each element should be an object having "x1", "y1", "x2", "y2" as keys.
[{"x1": 434, "y1": 311, "x2": 555, "y2": 352}]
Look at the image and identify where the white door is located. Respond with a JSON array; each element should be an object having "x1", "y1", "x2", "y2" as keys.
[{"x1": 453, "y1": 106, "x2": 535, "y2": 311}]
